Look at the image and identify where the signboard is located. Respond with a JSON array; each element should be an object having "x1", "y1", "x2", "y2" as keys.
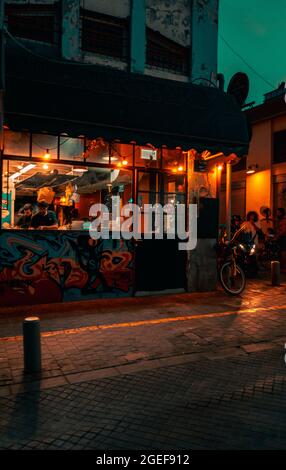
[
  {"x1": 194, "y1": 160, "x2": 208, "y2": 173},
  {"x1": 1, "y1": 191, "x2": 13, "y2": 225},
  {"x1": 141, "y1": 149, "x2": 157, "y2": 160}
]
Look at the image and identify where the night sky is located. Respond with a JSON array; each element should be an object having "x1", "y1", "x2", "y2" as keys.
[{"x1": 218, "y1": 0, "x2": 286, "y2": 105}]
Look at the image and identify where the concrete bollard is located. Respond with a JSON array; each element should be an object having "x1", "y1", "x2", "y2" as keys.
[
  {"x1": 271, "y1": 260, "x2": 281, "y2": 286},
  {"x1": 23, "y1": 317, "x2": 41, "y2": 373}
]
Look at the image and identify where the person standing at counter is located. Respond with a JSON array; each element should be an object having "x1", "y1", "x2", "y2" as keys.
[
  {"x1": 16, "y1": 204, "x2": 33, "y2": 229},
  {"x1": 30, "y1": 201, "x2": 58, "y2": 230}
]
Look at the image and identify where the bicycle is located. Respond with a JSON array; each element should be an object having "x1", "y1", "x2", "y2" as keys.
[{"x1": 217, "y1": 241, "x2": 246, "y2": 295}]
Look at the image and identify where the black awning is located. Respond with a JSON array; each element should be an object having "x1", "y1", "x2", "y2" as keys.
[{"x1": 4, "y1": 41, "x2": 250, "y2": 155}]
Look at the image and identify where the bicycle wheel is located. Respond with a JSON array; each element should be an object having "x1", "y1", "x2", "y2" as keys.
[{"x1": 219, "y1": 261, "x2": 246, "y2": 295}]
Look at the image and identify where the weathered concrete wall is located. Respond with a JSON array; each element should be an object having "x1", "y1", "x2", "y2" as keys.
[
  {"x1": 62, "y1": 0, "x2": 80, "y2": 60},
  {"x1": 186, "y1": 238, "x2": 217, "y2": 291},
  {"x1": 146, "y1": 0, "x2": 191, "y2": 46},
  {"x1": 130, "y1": 0, "x2": 146, "y2": 74},
  {"x1": 191, "y1": 0, "x2": 218, "y2": 82}
]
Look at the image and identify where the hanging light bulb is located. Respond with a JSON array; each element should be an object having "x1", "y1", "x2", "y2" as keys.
[
  {"x1": 122, "y1": 158, "x2": 128, "y2": 166},
  {"x1": 43, "y1": 163, "x2": 49, "y2": 170},
  {"x1": 178, "y1": 166, "x2": 183, "y2": 172},
  {"x1": 44, "y1": 149, "x2": 50, "y2": 159}
]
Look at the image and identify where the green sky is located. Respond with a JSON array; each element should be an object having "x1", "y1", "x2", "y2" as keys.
[{"x1": 218, "y1": 0, "x2": 286, "y2": 105}]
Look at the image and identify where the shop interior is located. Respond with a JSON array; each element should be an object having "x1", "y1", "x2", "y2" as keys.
[{"x1": 1, "y1": 130, "x2": 193, "y2": 231}]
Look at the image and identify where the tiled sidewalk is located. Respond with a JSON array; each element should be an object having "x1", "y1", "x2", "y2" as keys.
[
  {"x1": 0, "y1": 278, "x2": 286, "y2": 396},
  {"x1": 1, "y1": 345, "x2": 286, "y2": 449}
]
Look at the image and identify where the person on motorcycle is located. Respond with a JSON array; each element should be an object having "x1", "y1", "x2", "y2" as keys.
[
  {"x1": 234, "y1": 211, "x2": 261, "y2": 245},
  {"x1": 231, "y1": 215, "x2": 242, "y2": 238}
]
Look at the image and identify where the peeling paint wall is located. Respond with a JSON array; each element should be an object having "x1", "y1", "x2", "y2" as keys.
[
  {"x1": 62, "y1": 0, "x2": 80, "y2": 60},
  {"x1": 6, "y1": 0, "x2": 218, "y2": 83},
  {"x1": 146, "y1": 0, "x2": 191, "y2": 47},
  {"x1": 191, "y1": 0, "x2": 218, "y2": 82},
  {"x1": 81, "y1": 0, "x2": 130, "y2": 18}
]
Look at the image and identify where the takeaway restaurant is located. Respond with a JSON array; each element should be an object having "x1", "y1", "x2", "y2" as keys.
[{"x1": 0, "y1": 47, "x2": 249, "y2": 307}]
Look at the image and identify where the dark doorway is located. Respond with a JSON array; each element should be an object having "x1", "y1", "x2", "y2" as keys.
[{"x1": 135, "y1": 238, "x2": 186, "y2": 292}]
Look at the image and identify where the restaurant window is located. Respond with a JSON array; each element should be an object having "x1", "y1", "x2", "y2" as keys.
[
  {"x1": 110, "y1": 142, "x2": 133, "y2": 167},
  {"x1": 135, "y1": 146, "x2": 160, "y2": 168},
  {"x1": 4, "y1": 130, "x2": 30, "y2": 157},
  {"x1": 273, "y1": 130, "x2": 286, "y2": 164},
  {"x1": 1, "y1": 160, "x2": 132, "y2": 230},
  {"x1": 81, "y1": 9, "x2": 129, "y2": 60},
  {"x1": 162, "y1": 147, "x2": 186, "y2": 172},
  {"x1": 85, "y1": 138, "x2": 110, "y2": 164},
  {"x1": 137, "y1": 171, "x2": 186, "y2": 233},
  {"x1": 146, "y1": 28, "x2": 190, "y2": 75},
  {"x1": 32, "y1": 134, "x2": 58, "y2": 159},
  {"x1": 59, "y1": 137, "x2": 85, "y2": 162},
  {"x1": 5, "y1": 4, "x2": 59, "y2": 44}
]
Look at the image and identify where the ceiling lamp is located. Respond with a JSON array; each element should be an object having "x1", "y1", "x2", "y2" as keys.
[{"x1": 246, "y1": 164, "x2": 258, "y2": 174}]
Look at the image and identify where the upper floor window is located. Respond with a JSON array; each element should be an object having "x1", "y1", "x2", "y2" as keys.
[
  {"x1": 81, "y1": 9, "x2": 129, "y2": 60},
  {"x1": 5, "y1": 3, "x2": 59, "y2": 44},
  {"x1": 273, "y1": 130, "x2": 286, "y2": 164},
  {"x1": 146, "y1": 28, "x2": 190, "y2": 75}
]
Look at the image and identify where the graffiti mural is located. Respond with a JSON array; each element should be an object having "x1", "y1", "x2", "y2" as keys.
[{"x1": 0, "y1": 231, "x2": 134, "y2": 307}]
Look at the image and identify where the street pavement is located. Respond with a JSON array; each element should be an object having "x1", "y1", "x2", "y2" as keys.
[{"x1": 0, "y1": 278, "x2": 286, "y2": 449}]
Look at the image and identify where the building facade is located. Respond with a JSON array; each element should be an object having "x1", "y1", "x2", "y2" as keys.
[
  {"x1": 0, "y1": 0, "x2": 249, "y2": 307},
  {"x1": 219, "y1": 85, "x2": 286, "y2": 224}
]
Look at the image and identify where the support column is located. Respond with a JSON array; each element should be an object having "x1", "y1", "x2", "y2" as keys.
[
  {"x1": 61, "y1": 0, "x2": 81, "y2": 61},
  {"x1": 226, "y1": 162, "x2": 232, "y2": 240},
  {"x1": 130, "y1": 0, "x2": 146, "y2": 74},
  {"x1": 190, "y1": 0, "x2": 218, "y2": 82}
]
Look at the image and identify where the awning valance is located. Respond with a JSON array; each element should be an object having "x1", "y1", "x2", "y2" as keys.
[{"x1": 4, "y1": 42, "x2": 250, "y2": 155}]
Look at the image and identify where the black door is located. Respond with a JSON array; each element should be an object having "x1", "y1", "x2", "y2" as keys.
[{"x1": 135, "y1": 238, "x2": 186, "y2": 292}]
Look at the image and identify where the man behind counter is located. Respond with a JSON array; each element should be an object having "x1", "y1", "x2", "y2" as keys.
[
  {"x1": 30, "y1": 201, "x2": 58, "y2": 230},
  {"x1": 16, "y1": 203, "x2": 33, "y2": 229}
]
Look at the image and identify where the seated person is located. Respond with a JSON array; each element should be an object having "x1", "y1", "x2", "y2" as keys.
[
  {"x1": 30, "y1": 201, "x2": 58, "y2": 230},
  {"x1": 15, "y1": 203, "x2": 33, "y2": 229}
]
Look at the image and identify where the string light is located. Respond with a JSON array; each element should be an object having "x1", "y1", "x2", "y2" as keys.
[{"x1": 44, "y1": 149, "x2": 50, "y2": 159}]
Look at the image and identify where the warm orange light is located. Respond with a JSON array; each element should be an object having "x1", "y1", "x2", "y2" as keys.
[
  {"x1": 246, "y1": 169, "x2": 255, "y2": 174},
  {"x1": 43, "y1": 163, "x2": 49, "y2": 170},
  {"x1": 217, "y1": 164, "x2": 223, "y2": 171},
  {"x1": 117, "y1": 162, "x2": 122, "y2": 168},
  {"x1": 44, "y1": 149, "x2": 50, "y2": 160},
  {"x1": 122, "y1": 159, "x2": 128, "y2": 166},
  {"x1": 178, "y1": 166, "x2": 183, "y2": 172},
  {"x1": 172, "y1": 168, "x2": 178, "y2": 173}
]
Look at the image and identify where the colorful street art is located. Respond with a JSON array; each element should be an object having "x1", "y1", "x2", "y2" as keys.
[{"x1": 0, "y1": 231, "x2": 134, "y2": 307}]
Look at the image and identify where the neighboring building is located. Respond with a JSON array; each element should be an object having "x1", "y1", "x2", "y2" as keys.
[
  {"x1": 0, "y1": 0, "x2": 249, "y2": 307},
  {"x1": 219, "y1": 84, "x2": 286, "y2": 223}
]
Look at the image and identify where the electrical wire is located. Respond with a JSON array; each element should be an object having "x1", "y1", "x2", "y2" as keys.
[{"x1": 219, "y1": 34, "x2": 275, "y2": 89}]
